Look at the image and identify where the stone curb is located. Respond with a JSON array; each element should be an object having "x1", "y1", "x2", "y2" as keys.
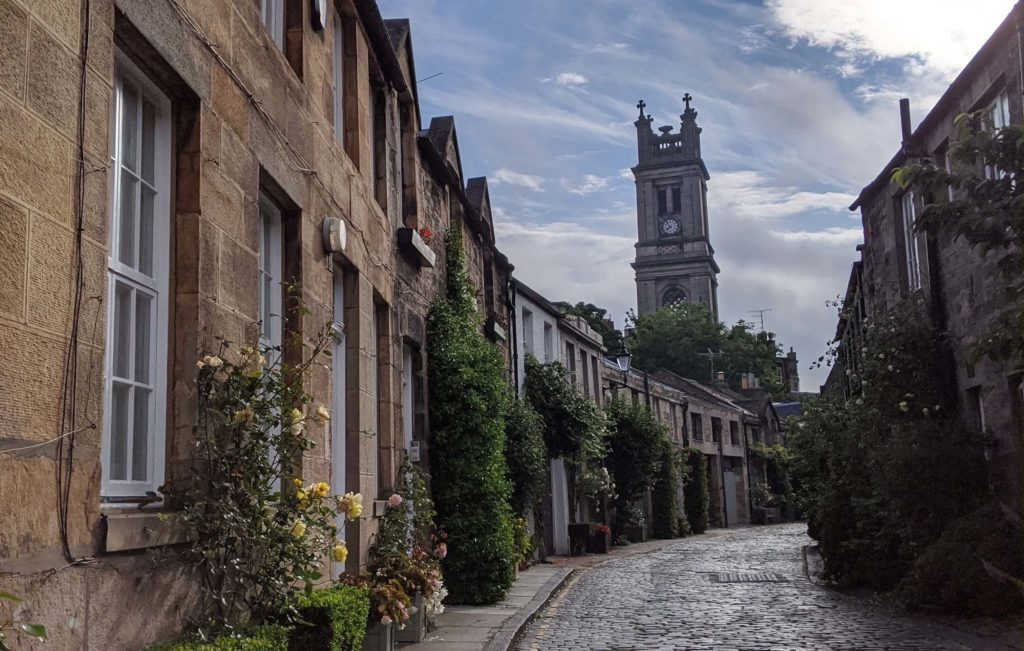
[{"x1": 483, "y1": 566, "x2": 575, "y2": 651}]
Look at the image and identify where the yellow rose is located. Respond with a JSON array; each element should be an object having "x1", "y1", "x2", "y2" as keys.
[
  {"x1": 313, "y1": 405, "x2": 331, "y2": 426},
  {"x1": 312, "y1": 482, "x2": 330, "y2": 498},
  {"x1": 342, "y1": 492, "x2": 364, "y2": 521},
  {"x1": 293, "y1": 478, "x2": 304, "y2": 489},
  {"x1": 287, "y1": 408, "x2": 305, "y2": 435},
  {"x1": 203, "y1": 355, "x2": 224, "y2": 368},
  {"x1": 332, "y1": 544, "x2": 348, "y2": 563},
  {"x1": 232, "y1": 406, "x2": 254, "y2": 425},
  {"x1": 296, "y1": 489, "x2": 307, "y2": 502},
  {"x1": 290, "y1": 521, "x2": 306, "y2": 538}
]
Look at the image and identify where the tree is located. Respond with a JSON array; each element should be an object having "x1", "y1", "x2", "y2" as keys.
[
  {"x1": 893, "y1": 111, "x2": 1024, "y2": 364},
  {"x1": 504, "y1": 398, "x2": 547, "y2": 518},
  {"x1": 427, "y1": 227, "x2": 514, "y2": 605},
  {"x1": 681, "y1": 448, "x2": 710, "y2": 534},
  {"x1": 561, "y1": 301, "x2": 624, "y2": 351},
  {"x1": 650, "y1": 436, "x2": 681, "y2": 539},
  {"x1": 626, "y1": 304, "x2": 785, "y2": 395}
]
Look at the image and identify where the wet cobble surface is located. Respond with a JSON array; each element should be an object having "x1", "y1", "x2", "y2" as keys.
[{"x1": 516, "y1": 524, "x2": 1021, "y2": 650}]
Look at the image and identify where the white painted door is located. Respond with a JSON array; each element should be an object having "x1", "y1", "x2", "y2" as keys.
[
  {"x1": 723, "y1": 469, "x2": 738, "y2": 528},
  {"x1": 550, "y1": 458, "x2": 571, "y2": 555}
]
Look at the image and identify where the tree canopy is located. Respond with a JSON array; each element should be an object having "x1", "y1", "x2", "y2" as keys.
[
  {"x1": 625, "y1": 303, "x2": 785, "y2": 395},
  {"x1": 560, "y1": 301, "x2": 624, "y2": 352}
]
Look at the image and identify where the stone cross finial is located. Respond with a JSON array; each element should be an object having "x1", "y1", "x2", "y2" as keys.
[
  {"x1": 683, "y1": 93, "x2": 693, "y2": 111},
  {"x1": 636, "y1": 99, "x2": 647, "y2": 118}
]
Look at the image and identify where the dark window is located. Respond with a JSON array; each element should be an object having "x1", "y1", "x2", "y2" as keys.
[
  {"x1": 711, "y1": 417, "x2": 722, "y2": 443},
  {"x1": 729, "y1": 421, "x2": 739, "y2": 445},
  {"x1": 671, "y1": 186, "x2": 681, "y2": 213},
  {"x1": 657, "y1": 187, "x2": 668, "y2": 214},
  {"x1": 691, "y1": 413, "x2": 703, "y2": 441}
]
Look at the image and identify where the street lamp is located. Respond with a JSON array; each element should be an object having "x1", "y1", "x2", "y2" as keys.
[{"x1": 605, "y1": 347, "x2": 633, "y2": 394}]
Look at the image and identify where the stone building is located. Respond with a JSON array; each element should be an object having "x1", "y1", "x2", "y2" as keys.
[
  {"x1": 601, "y1": 363, "x2": 752, "y2": 530},
  {"x1": 0, "y1": 0, "x2": 511, "y2": 647},
  {"x1": 631, "y1": 95, "x2": 720, "y2": 318},
  {"x1": 511, "y1": 279, "x2": 604, "y2": 555},
  {"x1": 845, "y1": 3, "x2": 1024, "y2": 508}
]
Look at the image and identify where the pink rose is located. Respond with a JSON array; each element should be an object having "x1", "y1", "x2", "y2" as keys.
[
  {"x1": 387, "y1": 493, "x2": 403, "y2": 508},
  {"x1": 436, "y1": 542, "x2": 447, "y2": 559}
]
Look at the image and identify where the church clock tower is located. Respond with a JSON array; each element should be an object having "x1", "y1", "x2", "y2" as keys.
[{"x1": 631, "y1": 95, "x2": 719, "y2": 318}]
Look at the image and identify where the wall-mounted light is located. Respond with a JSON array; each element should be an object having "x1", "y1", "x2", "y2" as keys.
[{"x1": 322, "y1": 217, "x2": 347, "y2": 254}]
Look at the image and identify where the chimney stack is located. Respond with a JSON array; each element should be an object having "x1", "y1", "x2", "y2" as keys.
[{"x1": 899, "y1": 98, "x2": 912, "y2": 152}]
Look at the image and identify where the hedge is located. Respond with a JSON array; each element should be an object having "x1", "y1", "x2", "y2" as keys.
[
  {"x1": 427, "y1": 227, "x2": 514, "y2": 604},
  {"x1": 651, "y1": 437, "x2": 680, "y2": 539},
  {"x1": 682, "y1": 448, "x2": 709, "y2": 534},
  {"x1": 150, "y1": 625, "x2": 290, "y2": 651},
  {"x1": 289, "y1": 585, "x2": 370, "y2": 651}
]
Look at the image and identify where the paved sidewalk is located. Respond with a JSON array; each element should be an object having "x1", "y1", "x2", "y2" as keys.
[{"x1": 401, "y1": 564, "x2": 572, "y2": 651}]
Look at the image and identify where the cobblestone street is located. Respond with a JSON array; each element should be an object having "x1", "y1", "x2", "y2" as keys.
[{"x1": 516, "y1": 524, "x2": 1021, "y2": 650}]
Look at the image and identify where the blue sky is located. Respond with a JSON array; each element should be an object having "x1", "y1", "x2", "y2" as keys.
[{"x1": 379, "y1": 0, "x2": 1014, "y2": 389}]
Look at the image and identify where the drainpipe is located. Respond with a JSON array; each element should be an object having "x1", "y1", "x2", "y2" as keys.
[{"x1": 509, "y1": 279, "x2": 520, "y2": 395}]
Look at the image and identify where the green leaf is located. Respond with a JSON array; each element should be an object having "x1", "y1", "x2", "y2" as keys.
[
  {"x1": 0, "y1": 592, "x2": 21, "y2": 602},
  {"x1": 16, "y1": 623, "x2": 47, "y2": 640}
]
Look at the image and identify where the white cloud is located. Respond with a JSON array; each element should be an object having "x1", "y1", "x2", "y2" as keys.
[
  {"x1": 772, "y1": 226, "x2": 863, "y2": 244},
  {"x1": 766, "y1": 0, "x2": 1014, "y2": 76},
  {"x1": 565, "y1": 174, "x2": 610, "y2": 195},
  {"x1": 554, "y1": 72, "x2": 588, "y2": 87},
  {"x1": 619, "y1": 168, "x2": 634, "y2": 180},
  {"x1": 711, "y1": 171, "x2": 856, "y2": 220},
  {"x1": 491, "y1": 168, "x2": 545, "y2": 191}
]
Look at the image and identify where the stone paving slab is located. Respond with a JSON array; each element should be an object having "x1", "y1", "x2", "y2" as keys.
[{"x1": 401, "y1": 564, "x2": 572, "y2": 651}]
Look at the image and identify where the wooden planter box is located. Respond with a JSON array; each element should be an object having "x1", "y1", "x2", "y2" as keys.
[
  {"x1": 361, "y1": 620, "x2": 394, "y2": 651},
  {"x1": 587, "y1": 529, "x2": 611, "y2": 554},
  {"x1": 395, "y1": 592, "x2": 425, "y2": 644},
  {"x1": 568, "y1": 523, "x2": 590, "y2": 556}
]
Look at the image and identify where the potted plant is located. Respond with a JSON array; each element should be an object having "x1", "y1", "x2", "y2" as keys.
[{"x1": 588, "y1": 523, "x2": 611, "y2": 554}]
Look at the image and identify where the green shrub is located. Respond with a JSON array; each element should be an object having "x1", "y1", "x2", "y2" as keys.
[
  {"x1": 895, "y1": 504, "x2": 1024, "y2": 616},
  {"x1": 682, "y1": 448, "x2": 709, "y2": 534},
  {"x1": 604, "y1": 398, "x2": 663, "y2": 539},
  {"x1": 150, "y1": 625, "x2": 290, "y2": 651},
  {"x1": 427, "y1": 227, "x2": 514, "y2": 605},
  {"x1": 651, "y1": 437, "x2": 680, "y2": 539},
  {"x1": 504, "y1": 398, "x2": 547, "y2": 518},
  {"x1": 288, "y1": 585, "x2": 370, "y2": 651}
]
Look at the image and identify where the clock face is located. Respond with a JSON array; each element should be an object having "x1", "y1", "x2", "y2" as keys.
[{"x1": 660, "y1": 218, "x2": 681, "y2": 236}]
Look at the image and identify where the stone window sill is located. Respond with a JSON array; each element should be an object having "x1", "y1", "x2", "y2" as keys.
[
  {"x1": 101, "y1": 510, "x2": 191, "y2": 553},
  {"x1": 397, "y1": 227, "x2": 436, "y2": 268}
]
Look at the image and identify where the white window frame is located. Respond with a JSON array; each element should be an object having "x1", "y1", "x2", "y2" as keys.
[
  {"x1": 402, "y1": 345, "x2": 414, "y2": 454},
  {"x1": 522, "y1": 308, "x2": 534, "y2": 356},
  {"x1": 985, "y1": 91, "x2": 1010, "y2": 179},
  {"x1": 101, "y1": 52, "x2": 172, "y2": 498},
  {"x1": 332, "y1": 11, "x2": 344, "y2": 147},
  {"x1": 543, "y1": 322, "x2": 554, "y2": 363},
  {"x1": 258, "y1": 195, "x2": 284, "y2": 353},
  {"x1": 331, "y1": 266, "x2": 347, "y2": 576},
  {"x1": 901, "y1": 191, "x2": 922, "y2": 291},
  {"x1": 261, "y1": 0, "x2": 285, "y2": 50}
]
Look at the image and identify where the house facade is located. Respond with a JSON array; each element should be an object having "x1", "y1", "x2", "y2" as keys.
[
  {"x1": 845, "y1": 3, "x2": 1024, "y2": 510},
  {"x1": 0, "y1": 0, "x2": 510, "y2": 647}
]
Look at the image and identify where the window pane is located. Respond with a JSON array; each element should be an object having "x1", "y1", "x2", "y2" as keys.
[
  {"x1": 141, "y1": 100, "x2": 155, "y2": 184},
  {"x1": 139, "y1": 188, "x2": 154, "y2": 276},
  {"x1": 132, "y1": 387, "x2": 151, "y2": 481},
  {"x1": 262, "y1": 272, "x2": 272, "y2": 341},
  {"x1": 671, "y1": 186, "x2": 681, "y2": 212},
  {"x1": 118, "y1": 171, "x2": 137, "y2": 267},
  {"x1": 113, "y1": 281, "x2": 132, "y2": 379},
  {"x1": 135, "y1": 292, "x2": 151, "y2": 383},
  {"x1": 110, "y1": 382, "x2": 130, "y2": 480},
  {"x1": 121, "y1": 81, "x2": 139, "y2": 173}
]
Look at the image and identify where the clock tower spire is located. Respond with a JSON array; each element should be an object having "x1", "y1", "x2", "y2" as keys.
[{"x1": 631, "y1": 95, "x2": 719, "y2": 318}]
